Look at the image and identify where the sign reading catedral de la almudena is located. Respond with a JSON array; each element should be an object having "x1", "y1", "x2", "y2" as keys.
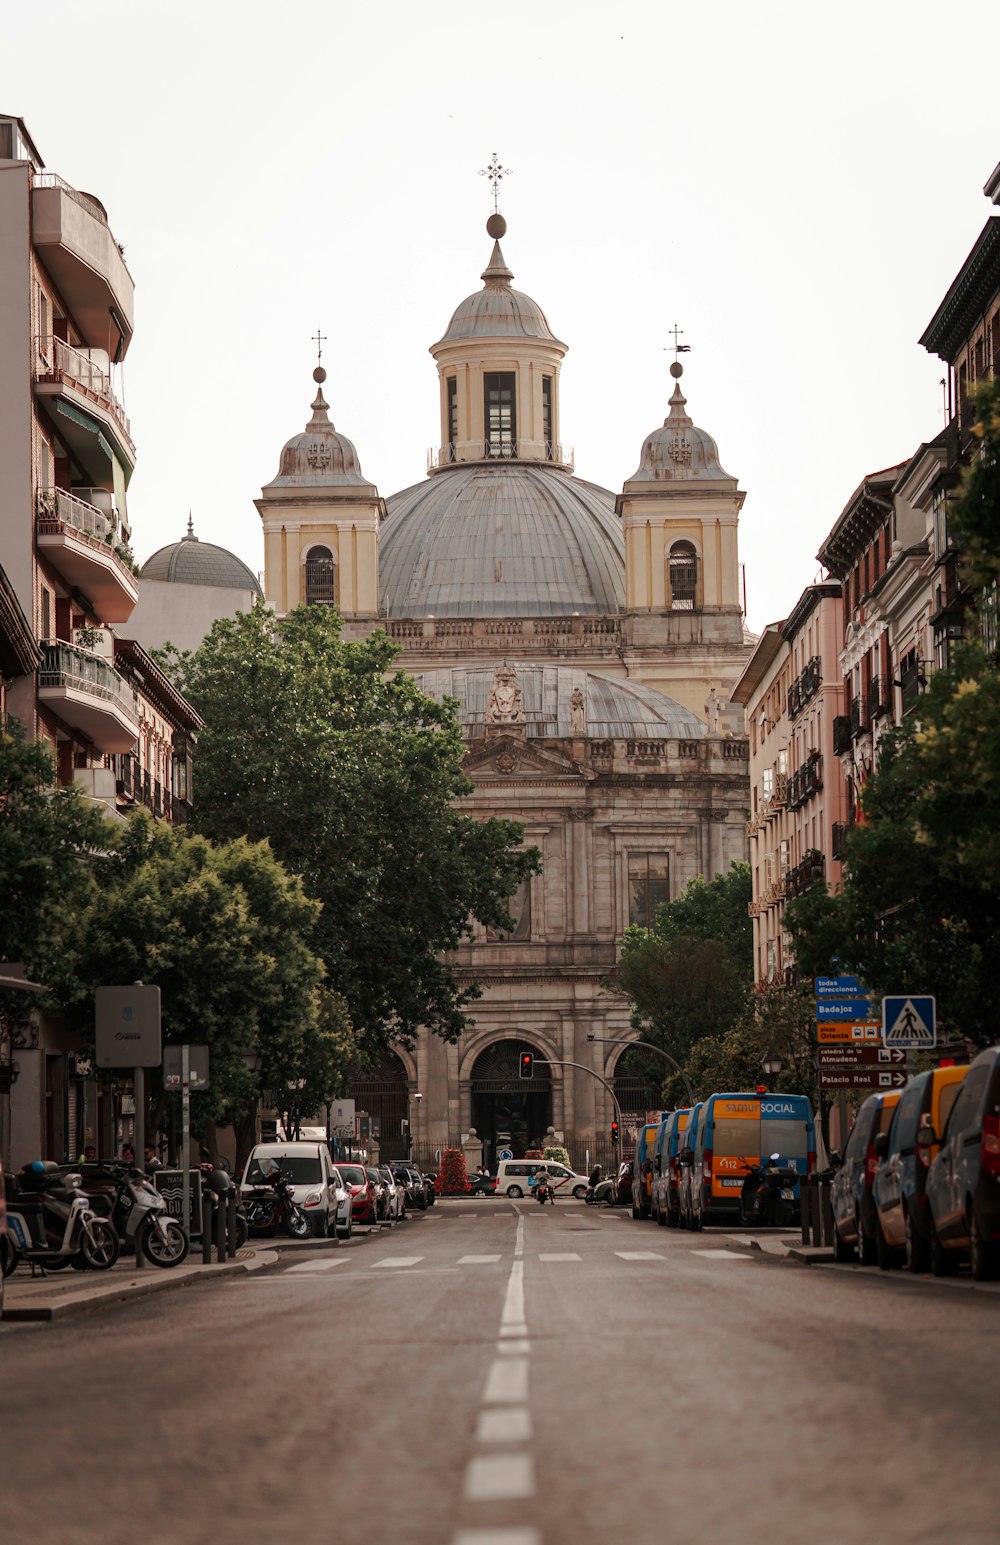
[{"x1": 255, "y1": 208, "x2": 753, "y2": 1164}]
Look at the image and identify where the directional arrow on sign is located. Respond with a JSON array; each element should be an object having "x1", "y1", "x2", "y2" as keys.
[
  {"x1": 820, "y1": 1068, "x2": 908, "y2": 1090},
  {"x1": 818, "y1": 1046, "x2": 906, "y2": 1067}
]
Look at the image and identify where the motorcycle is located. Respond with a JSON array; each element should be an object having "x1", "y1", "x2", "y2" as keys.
[
  {"x1": 533, "y1": 1180, "x2": 554, "y2": 1207},
  {"x1": 96, "y1": 1164, "x2": 191, "y2": 1267},
  {"x1": 1, "y1": 1161, "x2": 119, "y2": 1275},
  {"x1": 739, "y1": 1153, "x2": 801, "y2": 1228},
  {"x1": 244, "y1": 1159, "x2": 312, "y2": 1239}
]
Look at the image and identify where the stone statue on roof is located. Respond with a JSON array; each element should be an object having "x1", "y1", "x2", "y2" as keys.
[{"x1": 487, "y1": 662, "x2": 525, "y2": 724}]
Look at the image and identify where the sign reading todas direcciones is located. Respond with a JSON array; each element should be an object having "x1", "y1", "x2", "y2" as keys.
[{"x1": 95, "y1": 985, "x2": 162, "y2": 1068}]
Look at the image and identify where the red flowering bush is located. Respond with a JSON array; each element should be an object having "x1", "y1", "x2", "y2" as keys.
[{"x1": 436, "y1": 1148, "x2": 470, "y2": 1195}]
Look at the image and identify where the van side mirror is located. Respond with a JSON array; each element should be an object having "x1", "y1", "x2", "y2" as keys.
[
  {"x1": 679, "y1": 1147, "x2": 693, "y2": 1163},
  {"x1": 915, "y1": 1126, "x2": 936, "y2": 1148},
  {"x1": 873, "y1": 1132, "x2": 890, "y2": 1159},
  {"x1": 654, "y1": 1156, "x2": 661, "y2": 1174}
]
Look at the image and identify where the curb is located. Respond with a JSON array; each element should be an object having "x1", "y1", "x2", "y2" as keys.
[{"x1": 2, "y1": 1250, "x2": 279, "y2": 1323}]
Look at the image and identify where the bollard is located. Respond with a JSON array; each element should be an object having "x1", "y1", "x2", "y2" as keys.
[
  {"x1": 227, "y1": 1189, "x2": 238, "y2": 1260},
  {"x1": 134, "y1": 1227, "x2": 145, "y2": 1270},
  {"x1": 821, "y1": 1178, "x2": 835, "y2": 1247},
  {"x1": 800, "y1": 1179, "x2": 812, "y2": 1246},
  {"x1": 201, "y1": 1191, "x2": 213, "y2": 1265},
  {"x1": 215, "y1": 1187, "x2": 226, "y2": 1263}
]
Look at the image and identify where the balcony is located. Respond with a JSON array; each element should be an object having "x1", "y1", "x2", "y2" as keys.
[
  {"x1": 832, "y1": 822, "x2": 850, "y2": 861},
  {"x1": 38, "y1": 640, "x2": 139, "y2": 753},
  {"x1": 32, "y1": 175, "x2": 134, "y2": 356},
  {"x1": 850, "y1": 695, "x2": 862, "y2": 737},
  {"x1": 36, "y1": 490, "x2": 138, "y2": 622},
  {"x1": 427, "y1": 440, "x2": 574, "y2": 472},
  {"x1": 833, "y1": 715, "x2": 851, "y2": 756},
  {"x1": 865, "y1": 675, "x2": 889, "y2": 724},
  {"x1": 34, "y1": 337, "x2": 136, "y2": 476},
  {"x1": 787, "y1": 655, "x2": 822, "y2": 719},
  {"x1": 786, "y1": 849, "x2": 825, "y2": 899},
  {"x1": 787, "y1": 752, "x2": 823, "y2": 812}
]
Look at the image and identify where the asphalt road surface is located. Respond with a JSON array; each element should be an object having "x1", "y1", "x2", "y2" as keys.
[{"x1": 4, "y1": 1202, "x2": 997, "y2": 1545}]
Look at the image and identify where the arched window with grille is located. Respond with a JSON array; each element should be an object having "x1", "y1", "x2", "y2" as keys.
[
  {"x1": 305, "y1": 545, "x2": 337, "y2": 605},
  {"x1": 668, "y1": 540, "x2": 698, "y2": 609}
]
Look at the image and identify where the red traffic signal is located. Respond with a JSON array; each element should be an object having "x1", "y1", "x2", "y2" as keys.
[
  {"x1": 611, "y1": 1120, "x2": 620, "y2": 1142},
  {"x1": 519, "y1": 1052, "x2": 534, "y2": 1080}
]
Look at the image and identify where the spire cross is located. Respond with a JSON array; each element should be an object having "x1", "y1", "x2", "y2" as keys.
[
  {"x1": 312, "y1": 328, "x2": 327, "y2": 365},
  {"x1": 666, "y1": 323, "x2": 691, "y2": 361},
  {"x1": 478, "y1": 152, "x2": 512, "y2": 215}
]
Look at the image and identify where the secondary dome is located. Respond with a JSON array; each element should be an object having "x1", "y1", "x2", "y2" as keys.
[
  {"x1": 412, "y1": 664, "x2": 707, "y2": 740},
  {"x1": 141, "y1": 518, "x2": 263, "y2": 596},
  {"x1": 263, "y1": 368, "x2": 369, "y2": 489},
  {"x1": 628, "y1": 369, "x2": 735, "y2": 484},
  {"x1": 436, "y1": 238, "x2": 560, "y2": 344},
  {"x1": 380, "y1": 463, "x2": 625, "y2": 617}
]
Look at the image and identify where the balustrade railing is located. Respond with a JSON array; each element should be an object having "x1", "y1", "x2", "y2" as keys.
[
  {"x1": 35, "y1": 336, "x2": 133, "y2": 449},
  {"x1": 39, "y1": 641, "x2": 138, "y2": 721}
]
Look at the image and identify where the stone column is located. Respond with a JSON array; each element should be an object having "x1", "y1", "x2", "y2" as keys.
[{"x1": 570, "y1": 809, "x2": 591, "y2": 936}]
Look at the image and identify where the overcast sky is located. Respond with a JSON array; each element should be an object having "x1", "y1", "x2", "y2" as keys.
[{"x1": 3, "y1": 2, "x2": 996, "y2": 633}]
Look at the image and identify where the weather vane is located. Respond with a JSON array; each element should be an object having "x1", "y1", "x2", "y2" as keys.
[
  {"x1": 312, "y1": 328, "x2": 327, "y2": 365},
  {"x1": 479, "y1": 152, "x2": 512, "y2": 215},
  {"x1": 666, "y1": 323, "x2": 691, "y2": 362}
]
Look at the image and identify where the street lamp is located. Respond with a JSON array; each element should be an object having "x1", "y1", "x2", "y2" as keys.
[
  {"x1": 761, "y1": 1053, "x2": 783, "y2": 1077},
  {"x1": 407, "y1": 1091, "x2": 423, "y2": 1158}
]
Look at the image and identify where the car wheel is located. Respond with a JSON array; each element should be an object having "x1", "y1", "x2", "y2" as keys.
[
  {"x1": 856, "y1": 1211, "x2": 878, "y2": 1266},
  {"x1": 929, "y1": 1216, "x2": 959, "y2": 1276},
  {"x1": 666, "y1": 1209, "x2": 679, "y2": 1230},
  {"x1": 507, "y1": 1185, "x2": 523, "y2": 1199},
  {"x1": 903, "y1": 1207, "x2": 930, "y2": 1274},
  {"x1": 313, "y1": 1213, "x2": 329, "y2": 1239},
  {"x1": 833, "y1": 1226, "x2": 855, "y2": 1263},
  {"x1": 875, "y1": 1217, "x2": 902, "y2": 1271},
  {"x1": 631, "y1": 1202, "x2": 640, "y2": 1220},
  {"x1": 970, "y1": 1208, "x2": 1000, "y2": 1282},
  {"x1": 572, "y1": 1185, "x2": 587, "y2": 1200},
  {"x1": 656, "y1": 1204, "x2": 666, "y2": 1227}
]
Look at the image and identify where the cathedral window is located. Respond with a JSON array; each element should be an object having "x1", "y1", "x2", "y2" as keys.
[
  {"x1": 628, "y1": 853, "x2": 669, "y2": 927},
  {"x1": 484, "y1": 372, "x2": 516, "y2": 458},
  {"x1": 668, "y1": 541, "x2": 698, "y2": 608},
  {"x1": 487, "y1": 877, "x2": 532, "y2": 942},
  {"x1": 447, "y1": 377, "x2": 458, "y2": 460},
  {"x1": 305, "y1": 545, "x2": 337, "y2": 605},
  {"x1": 542, "y1": 376, "x2": 553, "y2": 457}
]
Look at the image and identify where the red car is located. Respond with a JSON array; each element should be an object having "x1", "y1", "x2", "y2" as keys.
[{"x1": 337, "y1": 1162, "x2": 379, "y2": 1225}]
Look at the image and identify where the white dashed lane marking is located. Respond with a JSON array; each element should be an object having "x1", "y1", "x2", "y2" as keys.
[
  {"x1": 483, "y1": 1358, "x2": 529, "y2": 1404},
  {"x1": 463, "y1": 1454, "x2": 535, "y2": 1502},
  {"x1": 453, "y1": 1529, "x2": 540, "y2": 1545},
  {"x1": 476, "y1": 1407, "x2": 533, "y2": 1443}
]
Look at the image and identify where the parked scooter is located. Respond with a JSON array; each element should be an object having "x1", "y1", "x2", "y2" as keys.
[
  {"x1": 1, "y1": 1161, "x2": 119, "y2": 1275},
  {"x1": 244, "y1": 1159, "x2": 312, "y2": 1238},
  {"x1": 584, "y1": 1167, "x2": 615, "y2": 1206},
  {"x1": 739, "y1": 1153, "x2": 800, "y2": 1228},
  {"x1": 104, "y1": 1164, "x2": 190, "y2": 1266}
]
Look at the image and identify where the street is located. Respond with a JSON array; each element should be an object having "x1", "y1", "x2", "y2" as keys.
[{"x1": 2, "y1": 1202, "x2": 996, "y2": 1545}]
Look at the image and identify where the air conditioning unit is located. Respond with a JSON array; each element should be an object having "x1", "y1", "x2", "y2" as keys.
[{"x1": 72, "y1": 626, "x2": 114, "y2": 659}]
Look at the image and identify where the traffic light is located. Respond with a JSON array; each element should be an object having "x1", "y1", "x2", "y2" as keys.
[
  {"x1": 611, "y1": 1120, "x2": 620, "y2": 1144},
  {"x1": 519, "y1": 1052, "x2": 534, "y2": 1080}
]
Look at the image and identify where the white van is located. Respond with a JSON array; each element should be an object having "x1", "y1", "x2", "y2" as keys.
[
  {"x1": 240, "y1": 1141, "x2": 352, "y2": 1238},
  {"x1": 494, "y1": 1159, "x2": 590, "y2": 1200}
]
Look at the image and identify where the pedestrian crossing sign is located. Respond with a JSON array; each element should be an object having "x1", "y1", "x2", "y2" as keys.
[{"x1": 882, "y1": 995, "x2": 936, "y2": 1048}]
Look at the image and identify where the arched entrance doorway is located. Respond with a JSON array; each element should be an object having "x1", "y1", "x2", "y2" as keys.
[
  {"x1": 471, "y1": 1041, "x2": 552, "y2": 1165},
  {"x1": 350, "y1": 1051, "x2": 409, "y2": 1160}
]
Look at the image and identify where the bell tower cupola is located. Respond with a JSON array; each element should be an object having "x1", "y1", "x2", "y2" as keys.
[{"x1": 428, "y1": 176, "x2": 571, "y2": 472}]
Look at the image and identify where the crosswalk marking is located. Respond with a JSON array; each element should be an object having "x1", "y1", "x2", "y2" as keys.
[
  {"x1": 691, "y1": 1248, "x2": 750, "y2": 1259},
  {"x1": 458, "y1": 1254, "x2": 502, "y2": 1264},
  {"x1": 370, "y1": 1256, "x2": 424, "y2": 1269},
  {"x1": 286, "y1": 1259, "x2": 349, "y2": 1272},
  {"x1": 615, "y1": 1251, "x2": 666, "y2": 1261},
  {"x1": 537, "y1": 1252, "x2": 581, "y2": 1262}
]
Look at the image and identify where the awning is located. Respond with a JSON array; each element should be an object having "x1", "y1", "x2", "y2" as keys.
[{"x1": 55, "y1": 397, "x2": 117, "y2": 463}]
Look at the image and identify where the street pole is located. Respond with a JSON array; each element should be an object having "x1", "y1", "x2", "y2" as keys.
[
  {"x1": 181, "y1": 1042, "x2": 191, "y2": 1243},
  {"x1": 535, "y1": 1058, "x2": 626, "y2": 1155},
  {"x1": 586, "y1": 1034, "x2": 695, "y2": 1109}
]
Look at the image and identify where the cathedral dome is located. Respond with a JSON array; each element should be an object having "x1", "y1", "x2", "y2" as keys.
[
  {"x1": 411, "y1": 664, "x2": 707, "y2": 740},
  {"x1": 628, "y1": 368, "x2": 735, "y2": 485},
  {"x1": 380, "y1": 463, "x2": 624, "y2": 617},
  {"x1": 263, "y1": 369, "x2": 370, "y2": 490},
  {"x1": 141, "y1": 518, "x2": 263, "y2": 596},
  {"x1": 435, "y1": 239, "x2": 560, "y2": 345}
]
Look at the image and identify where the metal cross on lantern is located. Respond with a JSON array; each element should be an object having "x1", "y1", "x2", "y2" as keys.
[
  {"x1": 312, "y1": 328, "x2": 327, "y2": 365},
  {"x1": 666, "y1": 323, "x2": 691, "y2": 361},
  {"x1": 479, "y1": 152, "x2": 513, "y2": 214}
]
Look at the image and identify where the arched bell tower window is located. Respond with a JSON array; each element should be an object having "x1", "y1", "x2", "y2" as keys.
[
  {"x1": 668, "y1": 541, "x2": 698, "y2": 609},
  {"x1": 305, "y1": 545, "x2": 337, "y2": 606}
]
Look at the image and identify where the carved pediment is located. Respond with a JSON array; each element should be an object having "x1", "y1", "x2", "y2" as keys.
[{"x1": 462, "y1": 733, "x2": 595, "y2": 782}]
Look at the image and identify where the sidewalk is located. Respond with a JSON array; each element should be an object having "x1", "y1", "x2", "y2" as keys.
[
  {"x1": 720, "y1": 1232, "x2": 835, "y2": 1264},
  {"x1": 1, "y1": 1227, "x2": 380, "y2": 1324}
]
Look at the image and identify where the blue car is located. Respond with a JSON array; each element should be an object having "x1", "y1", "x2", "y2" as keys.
[{"x1": 925, "y1": 1046, "x2": 1000, "y2": 1280}]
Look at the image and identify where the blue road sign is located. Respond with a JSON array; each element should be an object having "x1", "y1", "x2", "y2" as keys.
[
  {"x1": 815, "y1": 998, "x2": 873, "y2": 1021},
  {"x1": 816, "y1": 975, "x2": 864, "y2": 996},
  {"x1": 882, "y1": 996, "x2": 937, "y2": 1047},
  {"x1": 498, "y1": 1148, "x2": 513, "y2": 1162}
]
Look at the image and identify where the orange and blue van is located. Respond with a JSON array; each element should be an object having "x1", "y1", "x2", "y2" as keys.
[
  {"x1": 651, "y1": 1108, "x2": 691, "y2": 1227},
  {"x1": 689, "y1": 1092, "x2": 815, "y2": 1229},
  {"x1": 631, "y1": 1121, "x2": 663, "y2": 1220}
]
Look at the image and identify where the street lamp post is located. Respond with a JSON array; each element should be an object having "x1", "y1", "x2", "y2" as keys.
[
  {"x1": 586, "y1": 1034, "x2": 696, "y2": 1110},
  {"x1": 534, "y1": 1058, "x2": 627, "y2": 1158}
]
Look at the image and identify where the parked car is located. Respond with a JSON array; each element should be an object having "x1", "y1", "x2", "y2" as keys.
[
  {"x1": 610, "y1": 1159, "x2": 632, "y2": 1207},
  {"x1": 366, "y1": 1165, "x2": 389, "y2": 1221},
  {"x1": 379, "y1": 1165, "x2": 405, "y2": 1223},
  {"x1": 872, "y1": 1065, "x2": 968, "y2": 1272},
  {"x1": 0, "y1": 1154, "x2": 7, "y2": 1316},
  {"x1": 240, "y1": 1142, "x2": 351, "y2": 1239},
  {"x1": 830, "y1": 1090, "x2": 902, "y2": 1263},
  {"x1": 390, "y1": 1164, "x2": 429, "y2": 1211},
  {"x1": 926, "y1": 1045, "x2": 1000, "y2": 1280},
  {"x1": 337, "y1": 1162, "x2": 379, "y2": 1226}
]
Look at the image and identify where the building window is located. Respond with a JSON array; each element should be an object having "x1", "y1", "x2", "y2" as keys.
[
  {"x1": 305, "y1": 545, "x2": 336, "y2": 605},
  {"x1": 487, "y1": 877, "x2": 532, "y2": 942},
  {"x1": 484, "y1": 372, "x2": 516, "y2": 458},
  {"x1": 628, "y1": 853, "x2": 670, "y2": 927},
  {"x1": 447, "y1": 377, "x2": 458, "y2": 458},
  {"x1": 542, "y1": 376, "x2": 553, "y2": 457},
  {"x1": 668, "y1": 541, "x2": 697, "y2": 608}
]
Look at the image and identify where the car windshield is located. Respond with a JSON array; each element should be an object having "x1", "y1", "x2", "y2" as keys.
[
  {"x1": 245, "y1": 1155, "x2": 322, "y2": 1184},
  {"x1": 339, "y1": 1165, "x2": 368, "y2": 1185}
]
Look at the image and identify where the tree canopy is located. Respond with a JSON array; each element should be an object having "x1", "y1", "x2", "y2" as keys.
[{"x1": 173, "y1": 603, "x2": 540, "y2": 1058}]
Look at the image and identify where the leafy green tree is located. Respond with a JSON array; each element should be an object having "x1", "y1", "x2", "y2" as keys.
[
  {"x1": 177, "y1": 603, "x2": 539, "y2": 1057},
  {"x1": 0, "y1": 719, "x2": 116, "y2": 983},
  {"x1": 608, "y1": 862, "x2": 753, "y2": 1080},
  {"x1": 952, "y1": 374, "x2": 1000, "y2": 589},
  {"x1": 684, "y1": 984, "x2": 815, "y2": 1103}
]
